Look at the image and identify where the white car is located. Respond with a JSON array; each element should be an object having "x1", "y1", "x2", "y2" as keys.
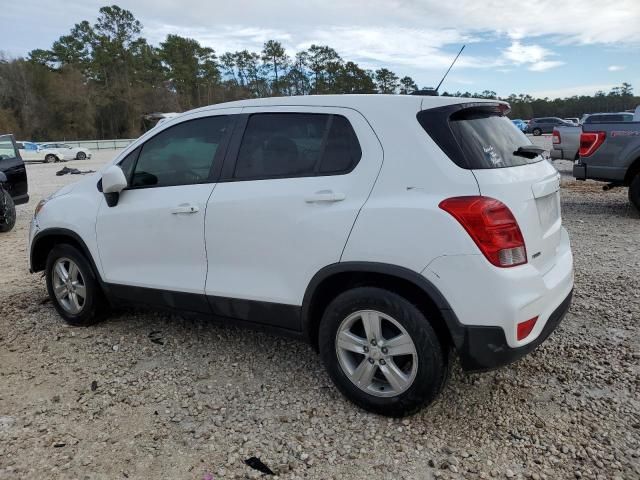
[
  {"x1": 17, "y1": 142, "x2": 66, "y2": 163},
  {"x1": 28, "y1": 95, "x2": 574, "y2": 416},
  {"x1": 40, "y1": 143, "x2": 92, "y2": 160}
]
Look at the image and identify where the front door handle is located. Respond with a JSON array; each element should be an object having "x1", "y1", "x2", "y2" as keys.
[
  {"x1": 170, "y1": 203, "x2": 199, "y2": 214},
  {"x1": 304, "y1": 190, "x2": 346, "y2": 203}
]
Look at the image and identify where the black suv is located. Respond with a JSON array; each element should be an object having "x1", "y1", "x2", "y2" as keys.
[
  {"x1": 526, "y1": 117, "x2": 574, "y2": 136},
  {"x1": 0, "y1": 134, "x2": 29, "y2": 232}
]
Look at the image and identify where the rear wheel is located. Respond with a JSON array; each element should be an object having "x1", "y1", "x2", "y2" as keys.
[
  {"x1": 76, "y1": 151, "x2": 86, "y2": 160},
  {"x1": 45, "y1": 244, "x2": 108, "y2": 326},
  {"x1": 629, "y1": 173, "x2": 640, "y2": 211},
  {"x1": 0, "y1": 188, "x2": 16, "y2": 233},
  {"x1": 533, "y1": 128, "x2": 542, "y2": 136},
  {"x1": 44, "y1": 154, "x2": 56, "y2": 163},
  {"x1": 318, "y1": 287, "x2": 449, "y2": 417}
]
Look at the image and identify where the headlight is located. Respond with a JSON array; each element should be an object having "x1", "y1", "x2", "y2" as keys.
[{"x1": 34, "y1": 199, "x2": 47, "y2": 217}]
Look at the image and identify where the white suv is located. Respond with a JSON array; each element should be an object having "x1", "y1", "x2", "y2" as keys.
[{"x1": 29, "y1": 95, "x2": 574, "y2": 416}]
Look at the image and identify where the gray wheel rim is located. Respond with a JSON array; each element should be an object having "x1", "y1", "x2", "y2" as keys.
[
  {"x1": 52, "y1": 257, "x2": 86, "y2": 314},
  {"x1": 336, "y1": 310, "x2": 418, "y2": 398},
  {"x1": 77, "y1": 152, "x2": 86, "y2": 160}
]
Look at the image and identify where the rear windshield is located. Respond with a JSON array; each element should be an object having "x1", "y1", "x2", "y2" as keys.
[
  {"x1": 584, "y1": 114, "x2": 633, "y2": 124},
  {"x1": 418, "y1": 105, "x2": 543, "y2": 169}
]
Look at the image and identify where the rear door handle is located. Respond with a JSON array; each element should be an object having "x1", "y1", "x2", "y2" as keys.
[
  {"x1": 170, "y1": 203, "x2": 199, "y2": 214},
  {"x1": 304, "y1": 190, "x2": 346, "y2": 203}
]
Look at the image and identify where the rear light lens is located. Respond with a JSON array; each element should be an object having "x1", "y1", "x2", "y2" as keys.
[
  {"x1": 517, "y1": 316, "x2": 538, "y2": 341},
  {"x1": 552, "y1": 129, "x2": 560, "y2": 144},
  {"x1": 579, "y1": 131, "x2": 606, "y2": 157},
  {"x1": 439, "y1": 196, "x2": 527, "y2": 268}
]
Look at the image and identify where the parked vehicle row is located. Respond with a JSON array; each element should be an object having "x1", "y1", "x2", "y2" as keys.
[
  {"x1": 16, "y1": 141, "x2": 92, "y2": 163},
  {"x1": 28, "y1": 95, "x2": 574, "y2": 416},
  {"x1": 526, "y1": 117, "x2": 576, "y2": 136}
]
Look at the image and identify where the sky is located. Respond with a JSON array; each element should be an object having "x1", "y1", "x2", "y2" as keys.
[{"x1": 3, "y1": 0, "x2": 640, "y2": 99}]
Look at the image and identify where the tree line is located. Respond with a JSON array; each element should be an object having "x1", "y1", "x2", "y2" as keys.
[{"x1": 0, "y1": 5, "x2": 638, "y2": 141}]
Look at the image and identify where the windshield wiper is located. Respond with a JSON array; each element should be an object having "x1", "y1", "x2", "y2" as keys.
[{"x1": 513, "y1": 145, "x2": 545, "y2": 159}]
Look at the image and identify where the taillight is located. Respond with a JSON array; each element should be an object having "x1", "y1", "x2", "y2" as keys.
[
  {"x1": 552, "y1": 129, "x2": 560, "y2": 144},
  {"x1": 579, "y1": 131, "x2": 606, "y2": 157},
  {"x1": 439, "y1": 196, "x2": 527, "y2": 268}
]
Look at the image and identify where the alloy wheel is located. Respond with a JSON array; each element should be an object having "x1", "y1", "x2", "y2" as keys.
[
  {"x1": 335, "y1": 310, "x2": 418, "y2": 398},
  {"x1": 51, "y1": 257, "x2": 87, "y2": 314}
]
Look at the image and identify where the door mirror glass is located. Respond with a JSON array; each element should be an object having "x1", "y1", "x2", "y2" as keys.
[{"x1": 102, "y1": 165, "x2": 127, "y2": 207}]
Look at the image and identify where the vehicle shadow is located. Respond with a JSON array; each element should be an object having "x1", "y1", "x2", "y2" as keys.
[{"x1": 561, "y1": 195, "x2": 639, "y2": 219}]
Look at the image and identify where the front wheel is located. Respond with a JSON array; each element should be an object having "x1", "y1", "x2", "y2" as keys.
[
  {"x1": 533, "y1": 128, "x2": 542, "y2": 136},
  {"x1": 44, "y1": 154, "x2": 56, "y2": 163},
  {"x1": 0, "y1": 188, "x2": 16, "y2": 232},
  {"x1": 45, "y1": 244, "x2": 108, "y2": 326},
  {"x1": 629, "y1": 173, "x2": 640, "y2": 211},
  {"x1": 76, "y1": 151, "x2": 86, "y2": 160},
  {"x1": 318, "y1": 287, "x2": 449, "y2": 417}
]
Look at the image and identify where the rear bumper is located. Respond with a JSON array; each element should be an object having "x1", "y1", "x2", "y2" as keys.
[
  {"x1": 551, "y1": 148, "x2": 564, "y2": 160},
  {"x1": 424, "y1": 226, "x2": 574, "y2": 371},
  {"x1": 453, "y1": 290, "x2": 572, "y2": 371},
  {"x1": 573, "y1": 162, "x2": 586, "y2": 180}
]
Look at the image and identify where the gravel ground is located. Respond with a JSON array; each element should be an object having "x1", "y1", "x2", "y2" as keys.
[{"x1": 1, "y1": 142, "x2": 639, "y2": 480}]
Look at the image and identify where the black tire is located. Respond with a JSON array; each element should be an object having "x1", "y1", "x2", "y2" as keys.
[
  {"x1": 318, "y1": 287, "x2": 449, "y2": 417},
  {"x1": 76, "y1": 151, "x2": 86, "y2": 160},
  {"x1": 533, "y1": 128, "x2": 542, "y2": 136},
  {"x1": 45, "y1": 243, "x2": 108, "y2": 326},
  {"x1": 0, "y1": 188, "x2": 16, "y2": 233},
  {"x1": 629, "y1": 173, "x2": 640, "y2": 211},
  {"x1": 44, "y1": 154, "x2": 56, "y2": 163}
]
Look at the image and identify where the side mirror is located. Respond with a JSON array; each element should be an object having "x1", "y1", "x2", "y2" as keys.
[{"x1": 101, "y1": 165, "x2": 127, "y2": 207}]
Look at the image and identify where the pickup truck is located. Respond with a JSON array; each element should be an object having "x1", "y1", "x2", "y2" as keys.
[
  {"x1": 551, "y1": 112, "x2": 635, "y2": 161},
  {"x1": 573, "y1": 121, "x2": 640, "y2": 210}
]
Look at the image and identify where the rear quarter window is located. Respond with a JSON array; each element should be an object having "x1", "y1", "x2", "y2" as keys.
[{"x1": 418, "y1": 104, "x2": 543, "y2": 169}]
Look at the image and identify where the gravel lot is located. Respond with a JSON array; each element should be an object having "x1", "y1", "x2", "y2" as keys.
[{"x1": 1, "y1": 140, "x2": 639, "y2": 480}]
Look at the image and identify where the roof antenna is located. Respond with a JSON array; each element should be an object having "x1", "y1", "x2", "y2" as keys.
[{"x1": 411, "y1": 44, "x2": 466, "y2": 96}]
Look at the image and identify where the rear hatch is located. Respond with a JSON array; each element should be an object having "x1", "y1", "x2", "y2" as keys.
[{"x1": 418, "y1": 103, "x2": 562, "y2": 274}]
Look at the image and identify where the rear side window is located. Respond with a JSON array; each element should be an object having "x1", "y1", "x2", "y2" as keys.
[
  {"x1": 418, "y1": 104, "x2": 543, "y2": 169},
  {"x1": 233, "y1": 113, "x2": 361, "y2": 180}
]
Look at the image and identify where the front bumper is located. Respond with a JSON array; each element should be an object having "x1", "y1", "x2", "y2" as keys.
[{"x1": 452, "y1": 289, "x2": 572, "y2": 371}]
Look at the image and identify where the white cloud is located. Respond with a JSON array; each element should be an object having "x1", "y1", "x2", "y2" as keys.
[
  {"x1": 608, "y1": 65, "x2": 626, "y2": 71},
  {"x1": 502, "y1": 41, "x2": 564, "y2": 72},
  {"x1": 528, "y1": 61, "x2": 565, "y2": 72}
]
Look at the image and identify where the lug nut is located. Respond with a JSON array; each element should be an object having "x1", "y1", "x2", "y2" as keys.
[
  {"x1": 368, "y1": 358, "x2": 375, "y2": 364},
  {"x1": 379, "y1": 359, "x2": 386, "y2": 365},
  {"x1": 363, "y1": 346, "x2": 369, "y2": 353},
  {"x1": 371, "y1": 339, "x2": 377, "y2": 346},
  {"x1": 381, "y1": 347, "x2": 388, "y2": 354}
]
